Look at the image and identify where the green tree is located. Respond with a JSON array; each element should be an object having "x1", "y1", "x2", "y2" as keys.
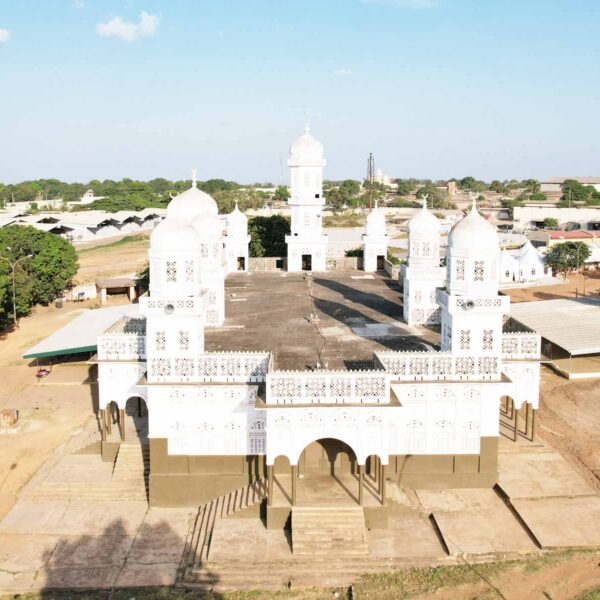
[
  {"x1": 524, "y1": 179, "x2": 541, "y2": 194},
  {"x1": 545, "y1": 241, "x2": 590, "y2": 278},
  {"x1": 529, "y1": 192, "x2": 547, "y2": 202},
  {"x1": 395, "y1": 179, "x2": 416, "y2": 195},
  {"x1": 500, "y1": 198, "x2": 523, "y2": 219},
  {"x1": 489, "y1": 180, "x2": 506, "y2": 194},
  {"x1": 339, "y1": 179, "x2": 361, "y2": 198},
  {"x1": 416, "y1": 184, "x2": 456, "y2": 209},
  {"x1": 458, "y1": 176, "x2": 487, "y2": 192},
  {"x1": 0, "y1": 226, "x2": 78, "y2": 328},
  {"x1": 542, "y1": 217, "x2": 559, "y2": 229},
  {"x1": 248, "y1": 215, "x2": 290, "y2": 257},
  {"x1": 272, "y1": 186, "x2": 290, "y2": 203},
  {"x1": 561, "y1": 180, "x2": 592, "y2": 205}
]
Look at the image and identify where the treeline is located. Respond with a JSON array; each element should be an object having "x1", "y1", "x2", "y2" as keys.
[{"x1": 0, "y1": 178, "x2": 273, "y2": 214}]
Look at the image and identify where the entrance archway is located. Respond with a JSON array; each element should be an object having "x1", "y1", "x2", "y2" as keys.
[
  {"x1": 124, "y1": 396, "x2": 148, "y2": 443},
  {"x1": 299, "y1": 438, "x2": 356, "y2": 476}
]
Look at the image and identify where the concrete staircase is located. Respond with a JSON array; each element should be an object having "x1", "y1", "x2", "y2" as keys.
[
  {"x1": 25, "y1": 442, "x2": 149, "y2": 502},
  {"x1": 292, "y1": 506, "x2": 369, "y2": 557},
  {"x1": 181, "y1": 479, "x2": 266, "y2": 577}
]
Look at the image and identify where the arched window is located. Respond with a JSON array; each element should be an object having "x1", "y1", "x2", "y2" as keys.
[
  {"x1": 531, "y1": 268, "x2": 536, "y2": 276},
  {"x1": 505, "y1": 270, "x2": 510, "y2": 278}
]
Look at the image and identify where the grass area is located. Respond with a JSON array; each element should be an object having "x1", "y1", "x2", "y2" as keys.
[
  {"x1": 5, "y1": 550, "x2": 599, "y2": 600},
  {"x1": 323, "y1": 213, "x2": 365, "y2": 227},
  {"x1": 77, "y1": 233, "x2": 149, "y2": 254},
  {"x1": 352, "y1": 548, "x2": 600, "y2": 600}
]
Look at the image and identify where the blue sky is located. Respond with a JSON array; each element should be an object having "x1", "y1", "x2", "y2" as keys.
[{"x1": 1, "y1": 0, "x2": 599, "y2": 184}]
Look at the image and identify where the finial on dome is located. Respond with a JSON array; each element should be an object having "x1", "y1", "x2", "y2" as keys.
[
  {"x1": 469, "y1": 191, "x2": 477, "y2": 212},
  {"x1": 374, "y1": 199, "x2": 379, "y2": 210},
  {"x1": 191, "y1": 168, "x2": 197, "y2": 188},
  {"x1": 421, "y1": 193, "x2": 428, "y2": 210},
  {"x1": 304, "y1": 112, "x2": 310, "y2": 134}
]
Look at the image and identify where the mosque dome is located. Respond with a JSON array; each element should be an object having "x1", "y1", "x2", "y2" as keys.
[
  {"x1": 408, "y1": 199, "x2": 441, "y2": 235},
  {"x1": 191, "y1": 212, "x2": 224, "y2": 239},
  {"x1": 167, "y1": 175, "x2": 219, "y2": 224},
  {"x1": 289, "y1": 124, "x2": 324, "y2": 162},
  {"x1": 226, "y1": 203, "x2": 248, "y2": 235},
  {"x1": 448, "y1": 202, "x2": 498, "y2": 252},
  {"x1": 365, "y1": 202, "x2": 387, "y2": 236},
  {"x1": 150, "y1": 217, "x2": 201, "y2": 252}
]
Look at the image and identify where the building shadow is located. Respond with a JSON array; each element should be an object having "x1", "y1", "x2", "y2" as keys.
[
  {"x1": 38, "y1": 517, "x2": 224, "y2": 597},
  {"x1": 313, "y1": 277, "x2": 404, "y2": 321}
]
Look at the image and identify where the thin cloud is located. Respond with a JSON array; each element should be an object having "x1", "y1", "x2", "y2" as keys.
[
  {"x1": 361, "y1": 0, "x2": 439, "y2": 8},
  {"x1": 0, "y1": 28, "x2": 10, "y2": 43},
  {"x1": 96, "y1": 11, "x2": 159, "y2": 42},
  {"x1": 72, "y1": 0, "x2": 85, "y2": 7},
  {"x1": 334, "y1": 68, "x2": 353, "y2": 76}
]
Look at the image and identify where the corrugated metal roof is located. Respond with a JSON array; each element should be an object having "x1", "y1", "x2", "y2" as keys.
[
  {"x1": 22, "y1": 304, "x2": 140, "y2": 359},
  {"x1": 510, "y1": 299, "x2": 600, "y2": 355}
]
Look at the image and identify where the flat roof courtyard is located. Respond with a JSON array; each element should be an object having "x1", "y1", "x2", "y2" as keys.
[{"x1": 206, "y1": 271, "x2": 438, "y2": 370}]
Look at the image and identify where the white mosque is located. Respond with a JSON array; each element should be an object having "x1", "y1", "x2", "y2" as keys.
[{"x1": 94, "y1": 129, "x2": 540, "y2": 537}]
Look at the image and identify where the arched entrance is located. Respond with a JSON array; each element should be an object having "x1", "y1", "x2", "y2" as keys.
[
  {"x1": 500, "y1": 396, "x2": 535, "y2": 442},
  {"x1": 124, "y1": 396, "x2": 148, "y2": 443},
  {"x1": 298, "y1": 438, "x2": 356, "y2": 476}
]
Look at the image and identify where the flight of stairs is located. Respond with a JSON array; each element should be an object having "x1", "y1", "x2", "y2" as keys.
[
  {"x1": 181, "y1": 479, "x2": 266, "y2": 578},
  {"x1": 292, "y1": 506, "x2": 369, "y2": 557},
  {"x1": 25, "y1": 442, "x2": 149, "y2": 502}
]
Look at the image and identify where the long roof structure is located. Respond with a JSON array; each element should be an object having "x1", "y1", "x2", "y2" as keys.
[
  {"x1": 23, "y1": 304, "x2": 140, "y2": 359},
  {"x1": 509, "y1": 298, "x2": 600, "y2": 355}
]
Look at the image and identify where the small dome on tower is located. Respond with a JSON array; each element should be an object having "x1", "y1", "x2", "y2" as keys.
[
  {"x1": 365, "y1": 202, "x2": 387, "y2": 236},
  {"x1": 150, "y1": 217, "x2": 201, "y2": 252},
  {"x1": 289, "y1": 124, "x2": 324, "y2": 162},
  {"x1": 408, "y1": 199, "x2": 441, "y2": 235},
  {"x1": 191, "y1": 212, "x2": 224, "y2": 239},
  {"x1": 167, "y1": 172, "x2": 219, "y2": 223},
  {"x1": 448, "y1": 201, "x2": 498, "y2": 252},
  {"x1": 226, "y1": 203, "x2": 248, "y2": 235}
]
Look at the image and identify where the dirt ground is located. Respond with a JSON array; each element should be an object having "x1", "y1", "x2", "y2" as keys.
[
  {"x1": 502, "y1": 271, "x2": 600, "y2": 303},
  {"x1": 75, "y1": 233, "x2": 150, "y2": 283},
  {"x1": 0, "y1": 300, "x2": 109, "y2": 521}
]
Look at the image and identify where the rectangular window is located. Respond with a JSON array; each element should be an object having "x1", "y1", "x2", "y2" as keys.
[
  {"x1": 185, "y1": 260, "x2": 194, "y2": 283},
  {"x1": 474, "y1": 261, "x2": 485, "y2": 282},
  {"x1": 483, "y1": 329, "x2": 493, "y2": 350},
  {"x1": 155, "y1": 331, "x2": 166, "y2": 352},
  {"x1": 179, "y1": 330, "x2": 190, "y2": 351},
  {"x1": 460, "y1": 329, "x2": 470, "y2": 350},
  {"x1": 166, "y1": 261, "x2": 177, "y2": 283},
  {"x1": 456, "y1": 259, "x2": 465, "y2": 281}
]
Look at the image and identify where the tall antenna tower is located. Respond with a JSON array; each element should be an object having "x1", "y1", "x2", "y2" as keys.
[{"x1": 367, "y1": 152, "x2": 375, "y2": 209}]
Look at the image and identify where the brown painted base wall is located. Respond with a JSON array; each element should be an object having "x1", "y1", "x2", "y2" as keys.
[
  {"x1": 149, "y1": 438, "x2": 265, "y2": 507},
  {"x1": 390, "y1": 437, "x2": 499, "y2": 488},
  {"x1": 148, "y1": 436, "x2": 499, "y2": 507}
]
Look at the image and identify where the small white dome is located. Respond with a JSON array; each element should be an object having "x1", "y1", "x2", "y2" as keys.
[
  {"x1": 408, "y1": 201, "x2": 441, "y2": 235},
  {"x1": 226, "y1": 203, "x2": 248, "y2": 235},
  {"x1": 167, "y1": 182, "x2": 218, "y2": 224},
  {"x1": 518, "y1": 241, "x2": 545, "y2": 269},
  {"x1": 289, "y1": 124, "x2": 324, "y2": 162},
  {"x1": 191, "y1": 212, "x2": 224, "y2": 239},
  {"x1": 366, "y1": 203, "x2": 387, "y2": 236},
  {"x1": 150, "y1": 217, "x2": 201, "y2": 252},
  {"x1": 448, "y1": 203, "x2": 498, "y2": 252}
]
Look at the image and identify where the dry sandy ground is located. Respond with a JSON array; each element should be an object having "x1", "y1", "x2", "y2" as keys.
[
  {"x1": 75, "y1": 233, "x2": 149, "y2": 283},
  {"x1": 503, "y1": 271, "x2": 600, "y2": 303},
  {"x1": 0, "y1": 301, "x2": 110, "y2": 521}
]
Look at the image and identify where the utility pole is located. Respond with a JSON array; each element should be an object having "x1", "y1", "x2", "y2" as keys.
[
  {"x1": 0, "y1": 251, "x2": 33, "y2": 327},
  {"x1": 367, "y1": 152, "x2": 375, "y2": 210}
]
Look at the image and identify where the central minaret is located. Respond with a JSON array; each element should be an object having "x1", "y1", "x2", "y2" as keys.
[{"x1": 285, "y1": 123, "x2": 328, "y2": 272}]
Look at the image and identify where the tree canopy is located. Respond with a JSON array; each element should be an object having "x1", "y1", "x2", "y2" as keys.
[
  {"x1": 545, "y1": 241, "x2": 590, "y2": 278},
  {"x1": 0, "y1": 226, "x2": 78, "y2": 329},
  {"x1": 248, "y1": 215, "x2": 290, "y2": 257},
  {"x1": 560, "y1": 180, "x2": 600, "y2": 206},
  {"x1": 415, "y1": 184, "x2": 456, "y2": 209}
]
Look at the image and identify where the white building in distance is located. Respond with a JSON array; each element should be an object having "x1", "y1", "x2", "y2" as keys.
[{"x1": 285, "y1": 125, "x2": 328, "y2": 272}]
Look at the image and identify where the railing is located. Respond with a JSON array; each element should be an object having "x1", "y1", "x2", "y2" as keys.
[
  {"x1": 501, "y1": 333, "x2": 541, "y2": 360},
  {"x1": 147, "y1": 351, "x2": 272, "y2": 383},
  {"x1": 374, "y1": 351, "x2": 501, "y2": 381},
  {"x1": 266, "y1": 370, "x2": 389, "y2": 405},
  {"x1": 98, "y1": 334, "x2": 146, "y2": 360}
]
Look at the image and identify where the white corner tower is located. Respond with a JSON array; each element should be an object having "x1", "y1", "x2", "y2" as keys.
[
  {"x1": 285, "y1": 123, "x2": 328, "y2": 272},
  {"x1": 401, "y1": 196, "x2": 445, "y2": 325},
  {"x1": 438, "y1": 197, "x2": 508, "y2": 378},
  {"x1": 224, "y1": 203, "x2": 250, "y2": 273},
  {"x1": 362, "y1": 201, "x2": 388, "y2": 272}
]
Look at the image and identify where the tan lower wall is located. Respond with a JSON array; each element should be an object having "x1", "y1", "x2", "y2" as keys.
[
  {"x1": 391, "y1": 437, "x2": 498, "y2": 489},
  {"x1": 149, "y1": 438, "x2": 265, "y2": 507}
]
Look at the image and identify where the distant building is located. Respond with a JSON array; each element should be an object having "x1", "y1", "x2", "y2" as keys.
[
  {"x1": 67, "y1": 189, "x2": 105, "y2": 208},
  {"x1": 513, "y1": 206, "x2": 600, "y2": 231},
  {"x1": 527, "y1": 229, "x2": 600, "y2": 250},
  {"x1": 540, "y1": 177, "x2": 600, "y2": 194},
  {"x1": 374, "y1": 168, "x2": 394, "y2": 187}
]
